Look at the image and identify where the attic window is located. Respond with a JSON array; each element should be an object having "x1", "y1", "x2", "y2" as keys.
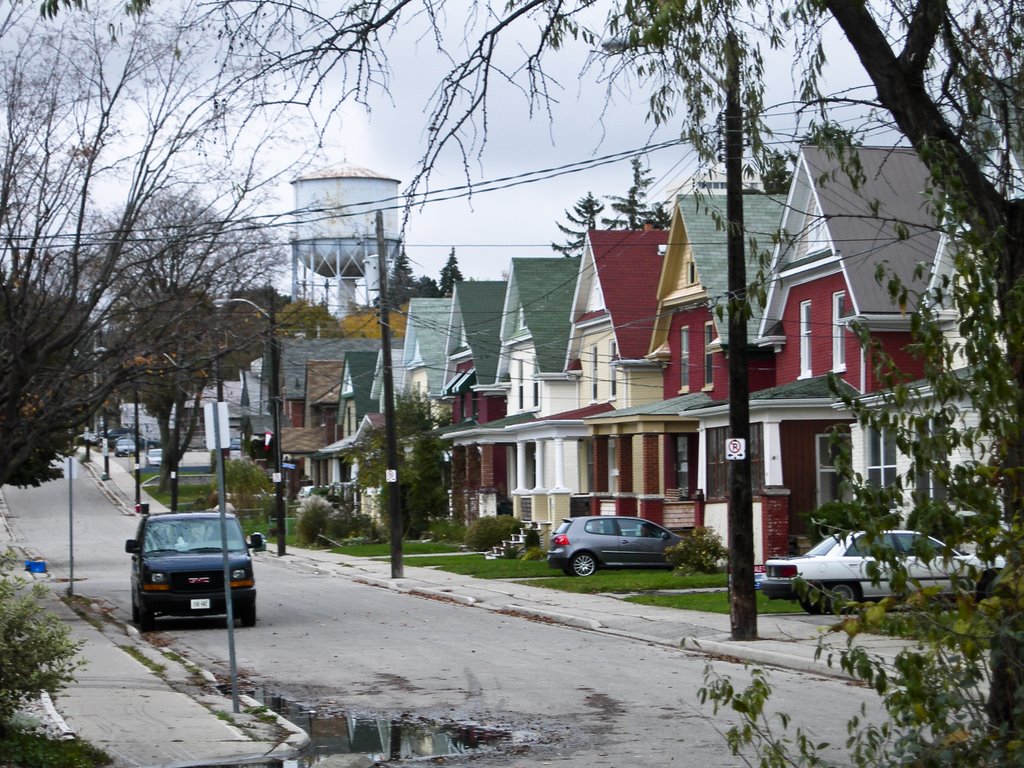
[{"x1": 688, "y1": 260, "x2": 697, "y2": 285}]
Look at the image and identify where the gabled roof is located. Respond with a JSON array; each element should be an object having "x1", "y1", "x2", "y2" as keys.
[
  {"x1": 371, "y1": 347, "x2": 405, "y2": 407},
  {"x1": 280, "y1": 338, "x2": 381, "y2": 400},
  {"x1": 761, "y1": 145, "x2": 944, "y2": 336},
  {"x1": 501, "y1": 257, "x2": 580, "y2": 374},
  {"x1": 305, "y1": 360, "x2": 344, "y2": 408},
  {"x1": 403, "y1": 298, "x2": 453, "y2": 396},
  {"x1": 680, "y1": 193, "x2": 787, "y2": 347},
  {"x1": 339, "y1": 350, "x2": 380, "y2": 422},
  {"x1": 570, "y1": 229, "x2": 669, "y2": 362},
  {"x1": 447, "y1": 281, "x2": 507, "y2": 386}
]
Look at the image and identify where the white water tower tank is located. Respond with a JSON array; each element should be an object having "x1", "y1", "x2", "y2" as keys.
[{"x1": 290, "y1": 163, "x2": 402, "y2": 316}]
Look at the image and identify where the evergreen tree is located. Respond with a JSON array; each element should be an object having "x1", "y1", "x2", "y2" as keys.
[
  {"x1": 438, "y1": 248, "x2": 464, "y2": 297},
  {"x1": 389, "y1": 248, "x2": 415, "y2": 306},
  {"x1": 552, "y1": 191, "x2": 604, "y2": 256},
  {"x1": 602, "y1": 156, "x2": 665, "y2": 230},
  {"x1": 412, "y1": 275, "x2": 441, "y2": 298}
]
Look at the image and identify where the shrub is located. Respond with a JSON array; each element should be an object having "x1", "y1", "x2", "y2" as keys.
[
  {"x1": 0, "y1": 553, "x2": 84, "y2": 735},
  {"x1": 464, "y1": 515, "x2": 523, "y2": 552},
  {"x1": 428, "y1": 518, "x2": 467, "y2": 545},
  {"x1": 520, "y1": 546, "x2": 546, "y2": 561},
  {"x1": 295, "y1": 496, "x2": 334, "y2": 547},
  {"x1": 665, "y1": 527, "x2": 728, "y2": 574},
  {"x1": 325, "y1": 494, "x2": 374, "y2": 542},
  {"x1": 523, "y1": 528, "x2": 541, "y2": 549},
  {"x1": 223, "y1": 459, "x2": 272, "y2": 511}
]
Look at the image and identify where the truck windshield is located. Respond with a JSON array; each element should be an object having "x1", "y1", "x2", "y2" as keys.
[{"x1": 143, "y1": 519, "x2": 247, "y2": 554}]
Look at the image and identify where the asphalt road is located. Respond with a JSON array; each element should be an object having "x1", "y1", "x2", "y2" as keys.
[{"x1": 4, "y1": 471, "x2": 882, "y2": 766}]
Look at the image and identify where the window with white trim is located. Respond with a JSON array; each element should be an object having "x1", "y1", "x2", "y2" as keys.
[
  {"x1": 832, "y1": 292, "x2": 846, "y2": 371},
  {"x1": 679, "y1": 326, "x2": 690, "y2": 391},
  {"x1": 590, "y1": 345, "x2": 599, "y2": 401},
  {"x1": 609, "y1": 339, "x2": 617, "y2": 399},
  {"x1": 703, "y1": 322, "x2": 715, "y2": 388},
  {"x1": 799, "y1": 300, "x2": 813, "y2": 377},
  {"x1": 816, "y1": 432, "x2": 851, "y2": 505},
  {"x1": 866, "y1": 427, "x2": 898, "y2": 489}
]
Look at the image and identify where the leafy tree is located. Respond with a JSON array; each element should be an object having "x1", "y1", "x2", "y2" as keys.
[
  {"x1": 552, "y1": 192, "x2": 604, "y2": 256},
  {"x1": 347, "y1": 391, "x2": 448, "y2": 539},
  {"x1": 116, "y1": 190, "x2": 281, "y2": 493},
  {"x1": 0, "y1": 3, "x2": 286, "y2": 488},
  {"x1": 756, "y1": 148, "x2": 795, "y2": 196},
  {"x1": 0, "y1": 553, "x2": 83, "y2": 734},
  {"x1": 403, "y1": 433, "x2": 449, "y2": 539},
  {"x1": 123, "y1": 0, "x2": 1024, "y2": 758},
  {"x1": 438, "y1": 248, "x2": 464, "y2": 297},
  {"x1": 278, "y1": 300, "x2": 344, "y2": 339},
  {"x1": 224, "y1": 458, "x2": 273, "y2": 511}
]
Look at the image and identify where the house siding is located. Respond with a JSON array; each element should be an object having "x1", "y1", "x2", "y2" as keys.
[
  {"x1": 779, "y1": 419, "x2": 851, "y2": 536},
  {"x1": 775, "y1": 273, "x2": 850, "y2": 384}
]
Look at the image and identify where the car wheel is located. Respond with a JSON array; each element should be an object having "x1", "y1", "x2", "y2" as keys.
[
  {"x1": 239, "y1": 604, "x2": 257, "y2": 628},
  {"x1": 569, "y1": 552, "x2": 598, "y2": 577},
  {"x1": 826, "y1": 582, "x2": 862, "y2": 613},
  {"x1": 798, "y1": 596, "x2": 822, "y2": 615},
  {"x1": 131, "y1": 597, "x2": 140, "y2": 624},
  {"x1": 139, "y1": 607, "x2": 156, "y2": 632},
  {"x1": 976, "y1": 570, "x2": 998, "y2": 601}
]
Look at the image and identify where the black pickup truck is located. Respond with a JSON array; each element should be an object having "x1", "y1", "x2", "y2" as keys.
[{"x1": 125, "y1": 512, "x2": 265, "y2": 631}]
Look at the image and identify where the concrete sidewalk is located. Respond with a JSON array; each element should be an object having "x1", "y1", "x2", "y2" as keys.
[{"x1": 4, "y1": 451, "x2": 911, "y2": 767}]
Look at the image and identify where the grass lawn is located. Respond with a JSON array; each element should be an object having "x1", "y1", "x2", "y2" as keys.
[
  {"x1": 346, "y1": 549, "x2": 731, "y2": 592},
  {"x1": 627, "y1": 590, "x2": 802, "y2": 614},
  {"x1": 0, "y1": 729, "x2": 111, "y2": 767},
  {"x1": 336, "y1": 541, "x2": 464, "y2": 557}
]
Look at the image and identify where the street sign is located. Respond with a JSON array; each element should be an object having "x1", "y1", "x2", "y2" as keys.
[
  {"x1": 282, "y1": 462, "x2": 296, "y2": 470},
  {"x1": 726, "y1": 437, "x2": 746, "y2": 461}
]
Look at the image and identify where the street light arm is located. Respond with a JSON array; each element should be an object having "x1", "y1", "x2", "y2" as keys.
[{"x1": 213, "y1": 296, "x2": 272, "y2": 320}]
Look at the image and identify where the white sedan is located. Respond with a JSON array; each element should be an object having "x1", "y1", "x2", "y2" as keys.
[{"x1": 761, "y1": 529, "x2": 1002, "y2": 614}]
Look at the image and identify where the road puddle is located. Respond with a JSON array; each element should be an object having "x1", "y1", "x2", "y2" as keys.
[{"x1": 211, "y1": 690, "x2": 518, "y2": 766}]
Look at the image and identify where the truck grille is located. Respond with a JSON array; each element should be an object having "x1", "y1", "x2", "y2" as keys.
[{"x1": 171, "y1": 571, "x2": 225, "y2": 591}]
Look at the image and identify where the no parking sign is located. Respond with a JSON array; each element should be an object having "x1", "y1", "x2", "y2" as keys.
[{"x1": 725, "y1": 437, "x2": 746, "y2": 461}]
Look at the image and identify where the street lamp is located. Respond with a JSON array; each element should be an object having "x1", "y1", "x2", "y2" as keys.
[{"x1": 213, "y1": 295, "x2": 286, "y2": 556}]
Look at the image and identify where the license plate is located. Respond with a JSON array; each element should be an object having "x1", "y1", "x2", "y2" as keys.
[{"x1": 191, "y1": 599, "x2": 211, "y2": 610}]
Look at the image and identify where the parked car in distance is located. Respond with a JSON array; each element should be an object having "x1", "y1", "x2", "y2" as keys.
[
  {"x1": 115, "y1": 436, "x2": 137, "y2": 456},
  {"x1": 80, "y1": 430, "x2": 102, "y2": 446},
  {"x1": 124, "y1": 512, "x2": 265, "y2": 631},
  {"x1": 547, "y1": 516, "x2": 683, "y2": 577},
  {"x1": 761, "y1": 529, "x2": 1003, "y2": 614},
  {"x1": 145, "y1": 448, "x2": 162, "y2": 468}
]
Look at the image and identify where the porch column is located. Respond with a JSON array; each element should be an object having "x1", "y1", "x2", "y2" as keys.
[
  {"x1": 592, "y1": 436, "x2": 609, "y2": 494},
  {"x1": 467, "y1": 444, "x2": 481, "y2": 491},
  {"x1": 638, "y1": 433, "x2": 664, "y2": 524},
  {"x1": 480, "y1": 444, "x2": 495, "y2": 489},
  {"x1": 514, "y1": 440, "x2": 529, "y2": 493},
  {"x1": 550, "y1": 437, "x2": 569, "y2": 493},
  {"x1": 616, "y1": 436, "x2": 637, "y2": 515},
  {"x1": 532, "y1": 439, "x2": 546, "y2": 492},
  {"x1": 451, "y1": 445, "x2": 468, "y2": 523}
]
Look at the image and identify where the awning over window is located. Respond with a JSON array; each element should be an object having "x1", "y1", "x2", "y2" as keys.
[{"x1": 442, "y1": 368, "x2": 476, "y2": 396}]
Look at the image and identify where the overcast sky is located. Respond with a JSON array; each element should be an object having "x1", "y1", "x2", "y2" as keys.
[{"x1": 266, "y1": 7, "x2": 872, "y2": 296}]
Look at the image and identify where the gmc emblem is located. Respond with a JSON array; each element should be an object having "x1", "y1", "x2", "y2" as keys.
[{"x1": 188, "y1": 576, "x2": 210, "y2": 585}]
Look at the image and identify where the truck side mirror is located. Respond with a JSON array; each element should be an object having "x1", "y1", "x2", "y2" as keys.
[
  {"x1": 249, "y1": 532, "x2": 266, "y2": 552},
  {"x1": 125, "y1": 539, "x2": 139, "y2": 554}
]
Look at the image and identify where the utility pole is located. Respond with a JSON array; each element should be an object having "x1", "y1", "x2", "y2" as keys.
[
  {"x1": 376, "y1": 211, "x2": 403, "y2": 578},
  {"x1": 724, "y1": 27, "x2": 757, "y2": 641},
  {"x1": 269, "y1": 294, "x2": 286, "y2": 556}
]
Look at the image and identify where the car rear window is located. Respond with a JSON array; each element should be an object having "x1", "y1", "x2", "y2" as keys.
[{"x1": 584, "y1": 518, "x2": 619, "y2": 536}]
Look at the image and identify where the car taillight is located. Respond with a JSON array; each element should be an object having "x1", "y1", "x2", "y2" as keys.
[
  {"x1": 552, "y1": 534, "x2": 570, "y2": 547},
  {"x1": 773, "y1": 564, "x2": 799, "y2": 578}
]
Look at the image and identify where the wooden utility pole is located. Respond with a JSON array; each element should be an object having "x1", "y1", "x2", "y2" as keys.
[
  {"x1": 724, "y1": 28, "x2": 757, "y2": 641},
  {"x1": 376, "y1": 211, "x2": 404, "y2": 578}
]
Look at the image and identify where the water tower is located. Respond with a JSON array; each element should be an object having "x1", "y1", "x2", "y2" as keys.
[{"x1": 290, "y1": 163, "x2": 402, "y2": 317}]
